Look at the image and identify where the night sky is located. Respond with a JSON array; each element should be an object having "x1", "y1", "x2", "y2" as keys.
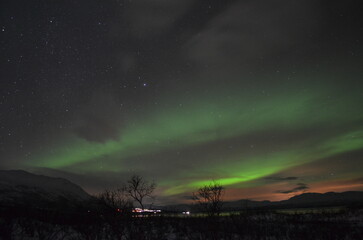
[{"x1": 1, "y1": 0, "x2": 363, "y2": 204}]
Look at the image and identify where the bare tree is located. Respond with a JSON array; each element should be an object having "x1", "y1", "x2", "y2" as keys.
[
  {"x1": 124, "y1": 174, "x2": 156, "y2": 210},
  {"x1": 98, "y1": 188, "x2": 133, "y2": 213},
  {"x1": 193, "y1": 181, "x2": 225, "y2": 217}
]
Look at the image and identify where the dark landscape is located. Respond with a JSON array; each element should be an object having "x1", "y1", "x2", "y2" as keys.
[{"x1": 1, "y1": 170, "x2": 362, "y2": 239}]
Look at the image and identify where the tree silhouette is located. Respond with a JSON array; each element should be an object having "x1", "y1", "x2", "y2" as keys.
[
  {"x1": 124, "y1": 174, "x2": 156, "y2": 210},
  {"x1": 193, "y1": 181, "x2": 225, "y2": 217},
  {"x1": 98, "y1": 188, "x2": 133, "y2": 213}
]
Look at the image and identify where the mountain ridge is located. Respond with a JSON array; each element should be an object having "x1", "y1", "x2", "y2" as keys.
[
  {"x1": 0, "y1": 169, "x2": 91, "y2": 206},
  {"x1": 161, "y1": 191, "x2": 363, "y2": 212}
]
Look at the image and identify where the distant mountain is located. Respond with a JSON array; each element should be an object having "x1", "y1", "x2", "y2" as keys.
[
  {"x1": 227, "y1": 191, "x2": 363, "y2": 210},
  {"x1": 281, "y1": 191, "x2": 363, "y2": 206},
  {"x1": 161, "y1": 191, "x2": 363, "y2": 212},
  {"x1": 0, "y1": 170, "x2": 91, "y2": 207}
]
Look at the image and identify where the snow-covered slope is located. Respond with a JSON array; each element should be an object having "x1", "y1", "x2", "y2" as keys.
[{"x1": 0, "y1": 170, "x2": 91, "y2": 204}]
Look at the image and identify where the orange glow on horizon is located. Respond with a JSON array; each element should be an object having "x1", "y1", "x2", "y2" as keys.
[{"x1": 222, "y1": 179, "x2": 363, "y2": 202}]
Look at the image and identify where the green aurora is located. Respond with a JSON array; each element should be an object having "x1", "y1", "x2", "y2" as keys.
[{"x1": 28, "y1": 81, "x2": 363, "y2": 197}]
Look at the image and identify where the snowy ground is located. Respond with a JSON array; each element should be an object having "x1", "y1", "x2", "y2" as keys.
[{"x1": 1, "y1": 209, "x2": 363, "y2": 239}]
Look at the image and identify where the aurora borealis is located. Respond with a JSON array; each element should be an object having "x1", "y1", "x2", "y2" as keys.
[{"x1": 1, "y1": 0, "x2": 363, "y2": 204}]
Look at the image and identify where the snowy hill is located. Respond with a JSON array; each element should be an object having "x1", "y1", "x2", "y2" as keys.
[{"x1": 0, "y1": 170, "x2": 91, "y2": 206}]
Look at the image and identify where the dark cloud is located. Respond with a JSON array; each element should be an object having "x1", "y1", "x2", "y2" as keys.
[
  {"x1": 277, "y1": 183, "x2": 309, "y2": 194},
  {"x1": 181, "y1": 195, "x2": 196, "y2": 200},
  {"x1": 73, "y1": 115, "x2": 120, "y2": 143},
  {"x1": 72, "y1": 92, "x2": 125, "y2": 143},
  {"x1": 265, "y1": 176, "x2": 299, "y2": 181},
  {"x1": 349, "y1": 178, "x2": 363, "y2": 184},
  {"x1": 272, "y1": 149, "x2": 363, "y2": 181},
  {"x1": 187, "y1": 0, "x2": 320, "y2": 66},
  {"x1": 123, "y1": 0, "x2": 193, "y2": 39}
]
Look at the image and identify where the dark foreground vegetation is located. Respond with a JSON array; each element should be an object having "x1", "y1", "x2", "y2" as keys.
[
  {"x1": 1, "y1": 203, "x2": 363, "y2": 240},
  {"x1": 1, "y1": 173, "x2": 363, "y2": 239}
]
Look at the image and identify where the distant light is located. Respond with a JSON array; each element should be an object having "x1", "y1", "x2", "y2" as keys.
[{"x1": 132, "y1": 208, "x2": 161, "y2": 213}]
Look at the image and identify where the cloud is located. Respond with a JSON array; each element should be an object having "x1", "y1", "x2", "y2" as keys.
[
  {"x1": 277, "y1": 183, "x2": 309, "y2": 194},
  {"x1": 181, "y1": 195, "x2": 196, "y2": 200},
  {"x1": 124, "y1": 0, "x2": 193, "y2": 38},
  {"x1": 187, "y1": 0, "x2": 319, "y2": 66},
  {"x1": 265, "y1": 176, "x2": 299, "y2": 181},
  {"x1": 73, "y1": 115, "x2": 120, "y2": 143},
  {"x1": 72, "y1": 92, "x2": 125, "y2": 143},
  {"x1": 272, "y1": 148, "x2": 363, "y2": 180}
]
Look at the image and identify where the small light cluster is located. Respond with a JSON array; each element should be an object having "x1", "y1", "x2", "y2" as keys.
[{"x1": 132, "y1": 208, "x2": 161, "y2": 214}]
